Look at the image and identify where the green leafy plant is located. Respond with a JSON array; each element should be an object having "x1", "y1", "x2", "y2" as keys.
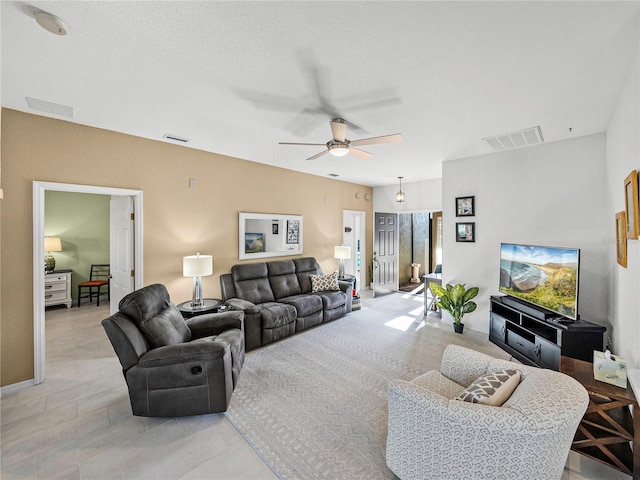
[{"x1": 429, "y1": 282, "x2": 479, "y2": 326}]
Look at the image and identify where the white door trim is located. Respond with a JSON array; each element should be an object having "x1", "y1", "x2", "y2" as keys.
[{"x1": 33, "y1": 181, "x2": 144, "y2": 385}]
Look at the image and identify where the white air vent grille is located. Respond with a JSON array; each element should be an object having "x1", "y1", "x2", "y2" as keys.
[
  {"x1": 483, "y1": 126, "x2": 543, "y2": 152},
  {"x1": 163, "y1": 133, "x2": 189, "y2": 143},
  {"x1": 26, "y1": 97, "x2": 73, "y2": 118}
]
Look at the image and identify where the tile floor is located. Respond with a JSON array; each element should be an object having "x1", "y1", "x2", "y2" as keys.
[{"x1": 0, "y1": 290, "x2": 631, "y2": 479}]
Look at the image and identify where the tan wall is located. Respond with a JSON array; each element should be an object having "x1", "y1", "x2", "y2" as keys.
[{"x1": 0, "y1": 108, "x2": 373, "y2": 386}]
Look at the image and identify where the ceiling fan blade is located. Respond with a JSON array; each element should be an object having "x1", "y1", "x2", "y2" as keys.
[
  {"x1": 330, "y1": 119, "x2": 347, "y2": 142},
  {"x1": 279, "y1": 142, "x2": 325, "y2": 146},
  {"x1": 306, "y1": 150, "x2": 329, "y2": 161},
  {"x1": 350, "y1": 133, "x2": 403, "y2": 147},
  {"x1": 349, "y1": 147, "x2": 373, "y2": 160}
]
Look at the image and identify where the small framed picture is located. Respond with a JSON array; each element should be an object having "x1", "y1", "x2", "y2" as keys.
[
  {"x1": 456, "y1": 222, "x2": 475, "y2": 243},
  {"x1": 624, "y1": 170, "x2": 638, "y2": 239},
  {"x1": 615, "y1": 211, "x2": 627, "y2": 267},
  {"x1": 286, "y1": 220, "x2": 300, "y2": 244},
  {"x1": 456, "y1": 196, "x2": 475, "y2": 217},
  {"x1": 272, "y1": 223, "x2": 279, "y2": 235}
]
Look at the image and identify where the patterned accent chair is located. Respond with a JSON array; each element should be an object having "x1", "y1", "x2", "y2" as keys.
[{"x1": 386, "y1": 345, "x2": 588, "y2": 480}]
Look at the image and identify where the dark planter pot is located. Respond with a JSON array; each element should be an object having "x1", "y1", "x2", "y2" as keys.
[{"x1": 453, "y1": 322, "x2": 464, "y2": 334}]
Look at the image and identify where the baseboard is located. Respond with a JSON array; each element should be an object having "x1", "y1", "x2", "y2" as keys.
[{"x1": 0, "y1": 378, "x2": 35, "y2": 397}]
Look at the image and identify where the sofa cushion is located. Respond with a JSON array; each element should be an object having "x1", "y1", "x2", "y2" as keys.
[
  {"x1": 280, "y1": 294, "x2": 323, "y2": 317},
  {"x1": 232, "y1": 263, "x2": 275, "y2": 305},
  {"x1": 294, "y1": 257, "x2": 320, "y2": 293},
  {"x1": 267, "y1": 260, "x2": 302, "y2": 299},
  {"x1": 259, "y1": 302, "x2": 297, "y2": 329},
  {"x1": 118, "y1": 283, "x2": 191, "y2": 348},
  {"x1": 315, "y1": 290, "x2": 346, "y2": 310},
  {"x1": 311, "y1": 272, "x2": 340, "y2": 292},
  {"x1": 454, "y1": 368, "x2": 521, "y2": 407}
]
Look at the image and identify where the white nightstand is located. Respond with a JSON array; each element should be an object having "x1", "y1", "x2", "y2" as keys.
[{"x1": 45, "y1": 270, "x2": 72, "y2": 308}]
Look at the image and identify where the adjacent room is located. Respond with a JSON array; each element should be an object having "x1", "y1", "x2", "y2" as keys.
[{"x1": 1, "y1": 1, "x2": 639, "y2": 479}]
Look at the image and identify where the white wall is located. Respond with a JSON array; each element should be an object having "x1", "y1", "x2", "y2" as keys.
[
  {"x1": 442, "y1": 134, "x2": 610, "y2": 335},
  {"x1": 605, "y1": 48, "x2": 639, "y2": 367},
  {"x1": 373, "y1": 178, "x2": 442, "y2": 213}
]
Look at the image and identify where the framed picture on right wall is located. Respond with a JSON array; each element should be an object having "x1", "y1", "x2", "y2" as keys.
[
  {"x1": 615, "y1": 211, "x2": 627, "y2": 268},
  {"x1": 624, "y1": 170, "x2": 639, "y2": 239}
]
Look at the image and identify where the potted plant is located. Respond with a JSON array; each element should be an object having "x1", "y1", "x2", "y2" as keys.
[{"x1": 429, "y1": 282, "x2": 479, "y2": 333}]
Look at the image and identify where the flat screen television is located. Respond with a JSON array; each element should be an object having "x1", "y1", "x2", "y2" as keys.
[{"x1": 499, "y1": 243, "x2": 580, "y2": 320}]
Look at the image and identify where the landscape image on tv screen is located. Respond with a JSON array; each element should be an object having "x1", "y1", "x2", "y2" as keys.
[{"x1": 499, "y1": 243, "x2": 579, "y2": 320}]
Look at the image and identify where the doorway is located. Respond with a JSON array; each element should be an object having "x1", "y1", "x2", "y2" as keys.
[
  {"x1": 33, "y1": 181, "x2": 144, "y2": 384},
  {"x1": 393, "y1": 211, "x2": 442, "y2": 294},
  {"x1": 342, "y1": 210, "x2": 366, "y2": 293}
]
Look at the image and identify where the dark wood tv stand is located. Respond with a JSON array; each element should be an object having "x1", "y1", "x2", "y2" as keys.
[{"x1": 489, "y1": 295, "x2": 605, "y2": 370}]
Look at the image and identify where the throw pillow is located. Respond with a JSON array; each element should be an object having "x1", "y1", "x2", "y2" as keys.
[
  {"x1": 310, "y1": 272, "x2": 340, "y2": 293},
  {"x1": 454, "y1": 369, "x2": 521, "y2": 407}
]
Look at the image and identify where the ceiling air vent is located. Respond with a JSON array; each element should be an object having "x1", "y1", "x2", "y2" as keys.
[
  {"x1": 26, "y1": 97, "x2": 73, "y2": 118},
  {"x1": 483, "y1": 126, "x2": 543, "y2": 152},
  {"x1": 163, "y1": 133, "x2": 189, "y2": 143}
]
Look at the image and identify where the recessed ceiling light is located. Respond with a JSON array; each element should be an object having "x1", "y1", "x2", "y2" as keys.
[{"x1": 34, "y1": 11, "x2": 68, "y2": 36}]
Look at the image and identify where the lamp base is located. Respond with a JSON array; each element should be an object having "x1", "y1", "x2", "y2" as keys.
[
  {"x1": 191, "y1": 276, "x2": 204, "y2": 308},
  {"x1": 45, "y1": 254, "x2": 55, "y2": 273}
]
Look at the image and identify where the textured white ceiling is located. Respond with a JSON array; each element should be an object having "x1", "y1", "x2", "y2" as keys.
[{"x1": 2, "y1": 1, "x2": 638, "y2": 186}]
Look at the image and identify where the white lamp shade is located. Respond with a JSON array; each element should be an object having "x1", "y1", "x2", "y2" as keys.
[
  {"x1": 44, "y1": 237, "x2": 62, "y2": 252},
  {"x1": 183, "y1": 254, "x2": 213, "y2": 277},
  {"x1": 334, "y1": 245, "x2": 352, "y2": 260}
]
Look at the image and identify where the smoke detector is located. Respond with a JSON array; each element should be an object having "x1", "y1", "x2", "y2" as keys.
[{"x1": 34, "y1": 11, "x2": 68, "y2": 36}]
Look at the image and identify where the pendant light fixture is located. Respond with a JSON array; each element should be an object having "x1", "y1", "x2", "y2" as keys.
[{"x1": 396, "y1": 177, "x2": 405, "y2": 203}]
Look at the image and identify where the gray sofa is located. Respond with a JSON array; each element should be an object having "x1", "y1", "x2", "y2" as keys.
[{"x1": 220, "y1": 257, "x2": 352, "y2": 350}]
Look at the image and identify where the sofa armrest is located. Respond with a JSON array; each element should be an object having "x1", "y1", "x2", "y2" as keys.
[
  {"x1": 440, "y1": 344, "x2": 495, "y2": 386},
  {"x1": 388, "y1": 379, "x2": 449, "y2": 413},
  {"x1": 225, "y1": 297, "x2": 259, "y2": 314},
  {"x1": 187, "y1": 310, "x2": 244, "y2": 339},
  {"x1": 138, "y1": 340, "x2": 229, "y2": 367}
]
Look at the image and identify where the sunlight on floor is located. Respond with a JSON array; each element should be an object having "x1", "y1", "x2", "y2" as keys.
[{"x1": 384, "y1": 315, "x2": 416, "y2": 331}]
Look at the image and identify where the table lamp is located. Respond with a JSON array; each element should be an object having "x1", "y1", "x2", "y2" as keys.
[
  {"x1": 334, "y1": 245, "x2": 351, "y2": 279},
  {"x1": 44, "y1": 236, "x2": 62, "y2": 273},
  {"x1": 183, "y1": 253, "x2": 213, "y2": 308}
]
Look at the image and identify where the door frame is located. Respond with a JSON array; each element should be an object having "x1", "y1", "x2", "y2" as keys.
[{"x1": 33, "y1": 181, "x2": 144, "y2": 385}]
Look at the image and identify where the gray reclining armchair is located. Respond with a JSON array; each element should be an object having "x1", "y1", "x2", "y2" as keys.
[{"x1": 101, "y1": 283, "x2": 245, "y2": 417}]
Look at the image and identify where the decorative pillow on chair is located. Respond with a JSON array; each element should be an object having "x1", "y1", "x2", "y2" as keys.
[
  {"x1": 310, "y1": 272, "x2": 340, "y2": 292},
  {"x1": 454, "y1": 369, "x2": 521, "y2": 407}
]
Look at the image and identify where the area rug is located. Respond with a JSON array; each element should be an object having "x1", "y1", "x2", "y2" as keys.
[{"x1": 225, "y1": 297, "x2": 509, "y2": 479}]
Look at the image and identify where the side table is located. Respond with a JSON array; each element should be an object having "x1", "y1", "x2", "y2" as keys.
[
  {"x1": 177, "y1": 298, "x2": 223, "y2": 319},
  {"x1": 560, "y1": 356, "x2": 639, "y2": 479},
  {"x1": 422, "y1": 273, "x2": 442, "y2": 315}
]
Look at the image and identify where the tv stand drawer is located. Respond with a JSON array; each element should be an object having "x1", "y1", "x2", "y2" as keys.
[{"x1": 507, "y1": 331, "x2": 536, "y2": 359}]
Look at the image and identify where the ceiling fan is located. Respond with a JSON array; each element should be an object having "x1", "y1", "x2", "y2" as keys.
[{"x1": 279, "y1": 118, "x2": 402, "y2": 160}]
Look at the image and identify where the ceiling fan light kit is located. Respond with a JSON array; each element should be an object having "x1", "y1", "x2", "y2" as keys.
[
  {"x1": 280, "y1": 117, "x2": 402, "y2": 161},
  {"x1": 34, "y1": 11, "x2": 68, "y2": 36}
]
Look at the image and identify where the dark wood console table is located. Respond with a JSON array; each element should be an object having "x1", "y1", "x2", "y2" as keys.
[{"x1": 560, "y1": 356, "x2": 639, "y2": 479}]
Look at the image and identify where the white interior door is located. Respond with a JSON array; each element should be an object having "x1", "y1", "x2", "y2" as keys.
[{"x1": 110, "y1": 195, "x2": 134, "y2": 314}]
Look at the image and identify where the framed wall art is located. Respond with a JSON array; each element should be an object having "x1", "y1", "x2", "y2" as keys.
[
  {"x1": 287, "y1": 219, "x2": 300, "y2": 244},
  {"x1": 456, "y1": 196, "x2": 475, "y2": 217},
  {"x1": 624, "y1": 170, "x2": 638, "y2": 239},
  {"x1": 615, "y1": 211, "x2": 627, "y2": 268},
  {"x1": 456, "y1": 222, "x2": 475, "y2": 243}
]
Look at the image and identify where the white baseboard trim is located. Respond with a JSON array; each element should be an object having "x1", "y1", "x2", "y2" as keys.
[{"x1": 1, "y1": 378, "x2": 35, "y2": 397}]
